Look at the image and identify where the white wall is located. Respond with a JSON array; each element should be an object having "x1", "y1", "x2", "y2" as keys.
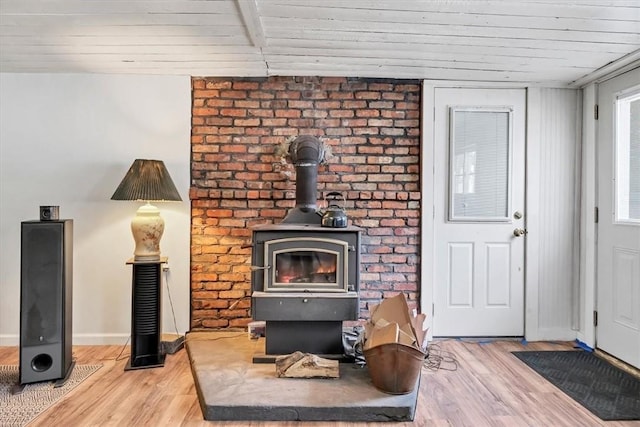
[
  {"x1": 525, "y1": 88, "x2": 582, "y2": 341},
  {"x1": 0, "y1": 73, "x2": 191, "y2": 345}
]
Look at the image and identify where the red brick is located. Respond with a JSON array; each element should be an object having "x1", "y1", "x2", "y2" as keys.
[
  {"x1": 202, "y1": 299, "x2": 230, "y2": 308},
  {"x1": 369, "y1": 101, "x2": 395, "y2": 109},
  {"x1": 229, "y1": 318, "x2": 253, "y2": 328},
  {"x1": 382, "y1": 92, "x2": 405, "y2": 100},
  {"x1": 315, "y1": 101, "x2": 341, "y2": 109},
  {"x1": 355, "y1": 91, "x2": 381, "y2": 100},
  {"x1": 233, "y1": 81, "x2": 260, "y2": 90},
  {"x1": 288, "y1": 100, "x2": 314, "y2": 109},
  {"x1": 366, "y1": 264, "x2": 393, "y2": 273},
  {"x1": 380, "y1": 218, "x2": 406, "y2": 227},
  {"x1": 381, "y1": 128, "x2": 405, "y2": 136},
  {"x1": 329, "y1": 110, "x2": 354, "y2": 118},
  {"x1": 325, "y1": 128, "x2": 352, "y2": 136},
  {"x1": 260, "y1": 81, "x2": 287, "y2": 90},
  {"x1": 219, "y1": 290, "x2": 246, "y2": 299},
  {"x1": 396, "y1": 102, "x2": 419, "y2": 110},
  {"x1": 204, "y1": 80, "x2": 232, "y2": 89},
  {"x1": 205, "y1": 117, "x2": 233, "y2": 126},
  {"x1": 262, "y1": 118, "x2": 287, "y2": 126},
  {"x1": 233, "y1": 118, "x2": 260, "y2": 127},
  {"x1": 205, "y1": 209, "x2": 234, "y2": 218},
  {"x1": 355, "y1": 109, "x2": 379, "y2": 117},
  {"x1": 381, "y1": 165, "x2": 405, "y2": 173},
  {"x1": 193, "y1": 89, "x2": 220, "y2": 98},
  {"x1": 245, "y1": 128, "x2": 272, "y2": 136},
  {"x1": 288, "y1": 118, "x2": 315, "y2": 127},
  {"x1": 203, "y1": 282, "x2": 232, "y2": 292},
  {"x1": 341, "y1": 118, "x2": 367, "y2": 127},
  {"x1": 205, "y1": 99, "x2": 234, "y2": 107},
  {"x1": 235, "y1": 100, "x2": 261, "y2": 108},
  {"x1": 302, "y1": 110, "x2": 328, "y2": 118},
  {"x1": 219, "y1": 127, "x2": 245, "y2": 135},
  {"x1": 219, "y1": 108, "x2": 247, "y2": 117},
  {"x1": 193, "y1": 107, "x2": 219, "y2": 116},
  {"x1": 343, "y1": 100, "x2": 367, "y2": 108},
  {"x1": 301, "y1": 90, "x2": 327, "y2": 99},
  {"x1": 246, "y1": 109, "x2": 271, "y2": 118},
  {"x1": 202, "y1": 319, "x2": 229, "y2": 328},
  {"x1": 329, "y1": 91, "x2": 354, "y2": 99},
  {"x1": 380, "y1": 110, "x2": 405, "y2": 119},
  {"x1": 220, "y1": 90, "x2": 248, "y2": 99},
  {"x1": 381, "y1": 237, "x2": 409, "y2": 246},
  {"x1": 276, "y1": 91, "x2": 301, "y2": 99},
  {"x1": 220, "y1": 144, "x2": 248, "y2": 153}
]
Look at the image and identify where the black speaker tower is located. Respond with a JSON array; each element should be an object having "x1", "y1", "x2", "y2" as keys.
[{"x1": 19, "y1": 219, "x2": 74, "y2": 386}]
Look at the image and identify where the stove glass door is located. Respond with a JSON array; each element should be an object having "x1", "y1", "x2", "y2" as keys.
[{"x1": 266, "y1": 237, "x2": 348, "y2": 292}]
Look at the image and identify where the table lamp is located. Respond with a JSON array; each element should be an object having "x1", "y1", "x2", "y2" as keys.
[{"x1": 111, "y1": 159, "x2": 182, "y2": 261}]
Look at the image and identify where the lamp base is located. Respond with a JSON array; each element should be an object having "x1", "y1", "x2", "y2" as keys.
[
  {"x1": 124, "y1": 353, "x2": 166, "y2": 371},
  {"x1": 131, "y1": 202, "x2": 164, "y2": 261}
]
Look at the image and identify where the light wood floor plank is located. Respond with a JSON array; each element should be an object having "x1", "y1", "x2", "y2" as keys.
[{"x1": 1, "y1": 339, "x2": 638, "y2": 426}]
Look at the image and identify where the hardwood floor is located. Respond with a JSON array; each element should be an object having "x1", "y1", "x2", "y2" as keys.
[{"x1": 1, "y1": 339, "x2": 638, "y2": 426}]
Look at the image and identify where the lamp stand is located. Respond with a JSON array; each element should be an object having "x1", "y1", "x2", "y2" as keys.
[
  {"x1": 131, "y1": 202, "x2": 164, "y2": 261},
  {"x1": 125, "y1": 257, "x2": 167, "y2": 371}
]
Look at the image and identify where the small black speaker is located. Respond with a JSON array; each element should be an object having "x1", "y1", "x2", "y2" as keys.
[
  {"x1": 20, "y1": 219, "x2": 73, "y2": 384},
  {"x1": 39, "y1": 205, "x2": 60, "y2": 221}
]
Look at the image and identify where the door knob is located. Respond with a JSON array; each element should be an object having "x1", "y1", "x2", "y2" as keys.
[{"x1": 513, "y1": 228, "x2": 528, "y2": 237}]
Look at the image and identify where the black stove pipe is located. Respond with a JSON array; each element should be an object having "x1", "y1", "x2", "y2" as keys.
[{"x1": 282, "y1": 135, "x2": 324, "y2": 224}]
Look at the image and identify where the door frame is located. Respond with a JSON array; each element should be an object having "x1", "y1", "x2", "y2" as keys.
[{"x1": 421, "y1": 81, "x2": 540, "y2": 341}]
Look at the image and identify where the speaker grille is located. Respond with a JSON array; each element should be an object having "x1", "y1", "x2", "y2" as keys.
[
  {"x1": 133, "y1": 265, "x2": 159, "y2": 335},
  {"x1": 21, "y1": 223, "x2": 63, "y2": 346}
]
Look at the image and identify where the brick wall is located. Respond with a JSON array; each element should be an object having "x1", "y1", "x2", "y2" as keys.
[{"x1": 190, "y1": 76, "x2": 421, "y2": 329}]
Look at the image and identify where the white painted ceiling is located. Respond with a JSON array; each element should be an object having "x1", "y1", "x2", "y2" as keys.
[{"x1": 1, "y1": 0, "x2": 639, "y2": 87}]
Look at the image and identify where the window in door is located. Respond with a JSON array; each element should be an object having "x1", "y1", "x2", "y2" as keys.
[
  {"x1": 449, "y1": 107, "x2": 512, "y2": 222},
  {"x1": 615, "y1": 89, "x2": 640, "y2": 223}
]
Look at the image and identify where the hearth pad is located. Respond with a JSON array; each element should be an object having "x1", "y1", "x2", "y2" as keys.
[{"x1": 186, "y1": 331, "x2": 419, "y2": 422}]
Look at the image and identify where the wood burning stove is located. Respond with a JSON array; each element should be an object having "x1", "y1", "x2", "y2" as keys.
[
  {"x1": 250, "y1": 136, "x2": 361, "y2": 359},
  {"x1": 251, "y1": 225, "x2": 360, "y2": 357}
]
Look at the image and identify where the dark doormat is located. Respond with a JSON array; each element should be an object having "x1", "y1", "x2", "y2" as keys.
[{"x1": 512, "y1": 350, "x2": 640, "y2": 421}]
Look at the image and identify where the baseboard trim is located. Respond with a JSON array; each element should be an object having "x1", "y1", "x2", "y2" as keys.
[
  {"x1": 0, "y1": 335, "x2": 18, "y2": 346},
  {"x1": 0, "y1": 333, "x2": 130, "y2": 346}
]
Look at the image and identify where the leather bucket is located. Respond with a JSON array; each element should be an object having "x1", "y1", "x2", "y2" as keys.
[{"x1": 364, "y1": 343, "x2": 426, "y2": 394}]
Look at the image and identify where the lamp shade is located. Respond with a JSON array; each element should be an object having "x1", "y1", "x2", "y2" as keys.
[{"x1": 111, "y1": 159, "x2": 182, "y2": 202}]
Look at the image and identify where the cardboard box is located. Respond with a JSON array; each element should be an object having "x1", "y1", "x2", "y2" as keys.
[
  {"x1": 363, "y1": 293, "x2": 429, "y2": 394},
  {"x1": 364, "y1": 293, "x2": 427, "y2": 352}
]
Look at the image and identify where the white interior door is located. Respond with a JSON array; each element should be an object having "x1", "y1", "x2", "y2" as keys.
[
  {"x1": 596, "y1": 67, "x2": 640, "y2": 369},
  {"x1": 433, "y1": 88, "x2": 526, "y2": 336}
]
